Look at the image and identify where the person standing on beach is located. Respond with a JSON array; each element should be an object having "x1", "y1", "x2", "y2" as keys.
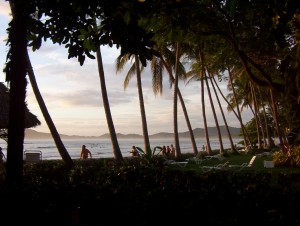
[
  {"x1": 130, "y1": 146, "x2": 140, "y2": 157},
  {"x1": 170, "y1": 144, "x2": 175, "y2": 155},
  {"x1": 80, "y1": 145, "x2": 92, "y2": 160}
]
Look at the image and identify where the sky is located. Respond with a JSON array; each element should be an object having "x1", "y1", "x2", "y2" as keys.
[{"x1": 0, "y1": 1, "x2": 252, "y2": 137}]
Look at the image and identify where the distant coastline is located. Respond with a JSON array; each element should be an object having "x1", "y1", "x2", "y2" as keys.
[{"x1": 25, "y1": 126, "x2": 241, "y2": 140}]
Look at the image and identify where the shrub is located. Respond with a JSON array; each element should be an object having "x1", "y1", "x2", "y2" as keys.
[{"x1": 273, "y1": 145, "x2": 300, "y2": 167}]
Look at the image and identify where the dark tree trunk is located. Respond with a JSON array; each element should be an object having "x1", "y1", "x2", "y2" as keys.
[
  {"x1": 135, "y1": 55, "x2": 151, "y2": 152},
  {"x1": 6, "y1": 0, "x2": 27, "y2": 189}
]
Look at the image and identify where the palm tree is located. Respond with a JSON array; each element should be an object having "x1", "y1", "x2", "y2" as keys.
[
  {"x1": 209, "y1": 74, "x2": 236, "y2": 153},
  {"x1": 227, "y1": 66, "x2": 248, "y2": 147},
  {"x1": 211, "y1": 74, "x2": 252, "y2": 147},
  {"x1": 199, "y1": 51, "x2": 212, "y2": 155},
  {"x1": 26, "y1": 56, "x2": 74, "y2": 167},
  {"x1": 172, "y1": 42, "x2": 182, "y2": 158},
  {"x1": 5, "y1": 0, "x2": 28, "y2": 188},
  {"x1": 90, "y1": 18, "x2": 124, "y2": 163},
  {"x1": 201, "y1": 54, "x2": 225, "y2": 154},
  {"x1": 250, "y1": 82, "x2": 263, "y2": 149},
  {"x1": 96, "y1": 46, "x2": 124, "y2": 162},
  {"x1": 158, "y1": 52, "x2": 199, "y2": 155},
  {"x1": 115, "y1": 54, "x2": 151, "y2": 152},
  {"x1": 8, "y1": 1, "x2": 74, "y2": 172}
]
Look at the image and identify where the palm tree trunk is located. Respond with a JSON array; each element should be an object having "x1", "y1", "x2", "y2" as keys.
[
  {"x1": 228, "y1": 66, "x2": 248, "y2": 148},
  {"x1": 177, "y1": 90, "x2": 199, "y2": 155},
  {"x1": 9, "y1": 1, "x2": 74, "y2": 168},
  {"x1": 96, "y1": 46, "x2": 123, "y2": 162},
  {"x1": 26, "y1": 55, "x2": 74, "y2": 167},
  {"x1": 211, "y1": 75, "x2": 252, "y2": 146},
  {"x1": 173, "y1": 42, "x2": 181, "y2": 158},
  {"x1": 210, "y1": 73, "x2": 236, "y2": 153},
  {"x1": 199, "y1": 51, "x2": 212, "y2": 155},
  {"x1": 161, "y1": 59, "x2": 198, "y2": 155},
  {"x1": 258, "y1": 89, "x2": 271, "y2": 148},
  {"x1": 250, "y1": 82, "x2": 262, "y2": 149},
  {"x1": 6, "y1": 0, "x2": 27, "y2": 188},
  {"x1": 204, "y1": 70, "x2": 224, "y2": 154},
  {"x1": 269, "y1": 88, "x2": 285, "y2": 152},
  {"x1": 135, "y1": 55, "x2": 151, "y2": 152}
]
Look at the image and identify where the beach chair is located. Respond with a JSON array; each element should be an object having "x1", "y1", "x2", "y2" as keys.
[
  {"x1": 228, "y1": 155, "x2": 256, "y2": 170},
  {"x1": 24, "y1": 150, "x2": 42, "y2": 163},
  {"x1": 186, "y1": 152, "x2": 206, "y2": 165},
  {"x1": 200, "y1": 161, "x2": 230, "y2": 172},
  {"x1": 163, "y1": 156, "x2": 188, "y2": 168}
]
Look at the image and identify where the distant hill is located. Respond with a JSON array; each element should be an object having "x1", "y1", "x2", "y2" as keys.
[{"x1": 25, "y1": 126, "x2": 241, "y2": 140}]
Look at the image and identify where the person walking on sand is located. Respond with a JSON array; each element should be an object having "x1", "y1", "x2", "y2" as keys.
[{"x1": 80, "y1": 145, "x2": 92, "y2": 160}]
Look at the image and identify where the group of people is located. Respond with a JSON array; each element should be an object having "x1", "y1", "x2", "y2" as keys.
[
  {"x1": 161, "y1": 144, "x2": 175, "y2": 156},
  {"x1": 130, "y1": 144, "x2": 177, "y2": 157}
]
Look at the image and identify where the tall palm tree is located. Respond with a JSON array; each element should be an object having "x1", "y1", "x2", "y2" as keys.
[
  {"x1": 26, "y1": 57, "x2": 74, "y2": 167},
  {"x1": 5, "y1": 0, "x2": 28, "y2": 188},
  {"x1": 211, "y1": 74, "x2": 252, "y2": 147},
  {"x1": 203, "y1": 70, "x2": 225, "y2": 154},
  {"x1": 269, "y1": 88, "x2": 285, "y2": 152},
  {"x1": 186, "y1": 47, "x2": 212, "y2": 155},
  {"x1": 172, "y1": 42, "x2": 182, "y2": 158},
  {"x1": 227, "y1": 66, "x2": 248, "y2": 147},
  {"x1": 94, "y1": 19, "x2": 123, "y2": 162},
  {"x1": 96, "y1": 46, "x2": 123, "y2": 162},
  {"x1": 199, "y1": 51, "x2": 212, "y2": 155},
  {"x1": 115, "y1": 54, "x2": 151, "y2": 152},
  {"x1": 158, "y1": 54, "x2": 199, "y2": 155},
  {"x1": 9, "y1": 1, "x2": 74, "y2": 169},
  {"x1": 209, "y1": 73, "x2": 236, "y2": 153},
  {"x1": 258, "y1": 88, "x2": 272, "y2": 148},
  {"x1": 250, "y1": 82, "x2": 264, "y2": 149}
]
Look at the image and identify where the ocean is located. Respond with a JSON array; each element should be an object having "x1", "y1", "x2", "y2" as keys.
[{"x1": 0, "y1": 137, "x2": 243, "y2": 160}]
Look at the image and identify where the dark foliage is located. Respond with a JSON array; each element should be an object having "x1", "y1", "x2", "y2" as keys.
[{"x1": 0, "y1": 159, "x2": 299, "y2": 226}]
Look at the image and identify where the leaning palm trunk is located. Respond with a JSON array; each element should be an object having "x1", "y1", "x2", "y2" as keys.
[
  {"x1": 173, "y1": 42, "x2": 181, "y2": 158},
  {"x1": 269, "y1": 88, "x2": 285, "y2": 152},
  {"x1": 228, "y1": 66, "x2": 248, "y2": 147},
  {"x1": 161, "y1": 59, "x2": 198, "y2": 155},
  {"x1": 259, "y1": 89, "x2": 271, "y2": 148},
  {"x1": 135, "y1": 55, "x2": 151, "y2": 152},
  {"x1": 96, "y1": 46, "x2": 123, "y2": 162},
  {"x1": 199, "y1": 51, "x2": 212, "y2": 155},
  {"x1": 255, "y1": 87, "x2": 267, "y2": 148},
  {"x1": 26, "y1": 54, "x2": 74, "y2": 167},
  {"x1": 209, "y1": 73, "x2": 236, "y2": 153},
  {"x1": 212, "y1": 75, "x2": 252, "y2": 146},
  {"x1": 204, "y1": 70, "x2": 224, "y2": 154},
  {"x1": 93, "y1": 18, "x2": 123, "y2": 162},
  {"x1": 250, "y1": 82, "x2": 262, "y2": 149}
]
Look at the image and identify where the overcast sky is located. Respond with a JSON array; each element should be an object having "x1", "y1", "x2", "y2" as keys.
[{"x1": 0, "y1": 1, "x2": 252, "y2": 136}]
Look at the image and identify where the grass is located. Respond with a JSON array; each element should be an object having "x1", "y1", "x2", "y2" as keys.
[{"x1": 168, "y1": 151, "x2": 300, "y2": 174}]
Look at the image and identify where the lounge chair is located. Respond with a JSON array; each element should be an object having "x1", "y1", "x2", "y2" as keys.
[
  {"x1": 200, "y1": 161, "x2": 230, "y2": 172},
  {"x1": 24, "y1": 150, "x2": 42, "y2": 163},
  {"x1": 186, "y1": 152, "x2": 206, "y2": 165},
  {"x1": 163, "y1": 156, "x2": 188, "y2": 168},
  {"x1": 228, "y1": 155, "x2": 256, "y2": 170}
]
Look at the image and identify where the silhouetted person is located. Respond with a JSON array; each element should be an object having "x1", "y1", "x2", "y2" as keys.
[{"x1": 80, "y1": 145, "x2": 92, "y2": 160}]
